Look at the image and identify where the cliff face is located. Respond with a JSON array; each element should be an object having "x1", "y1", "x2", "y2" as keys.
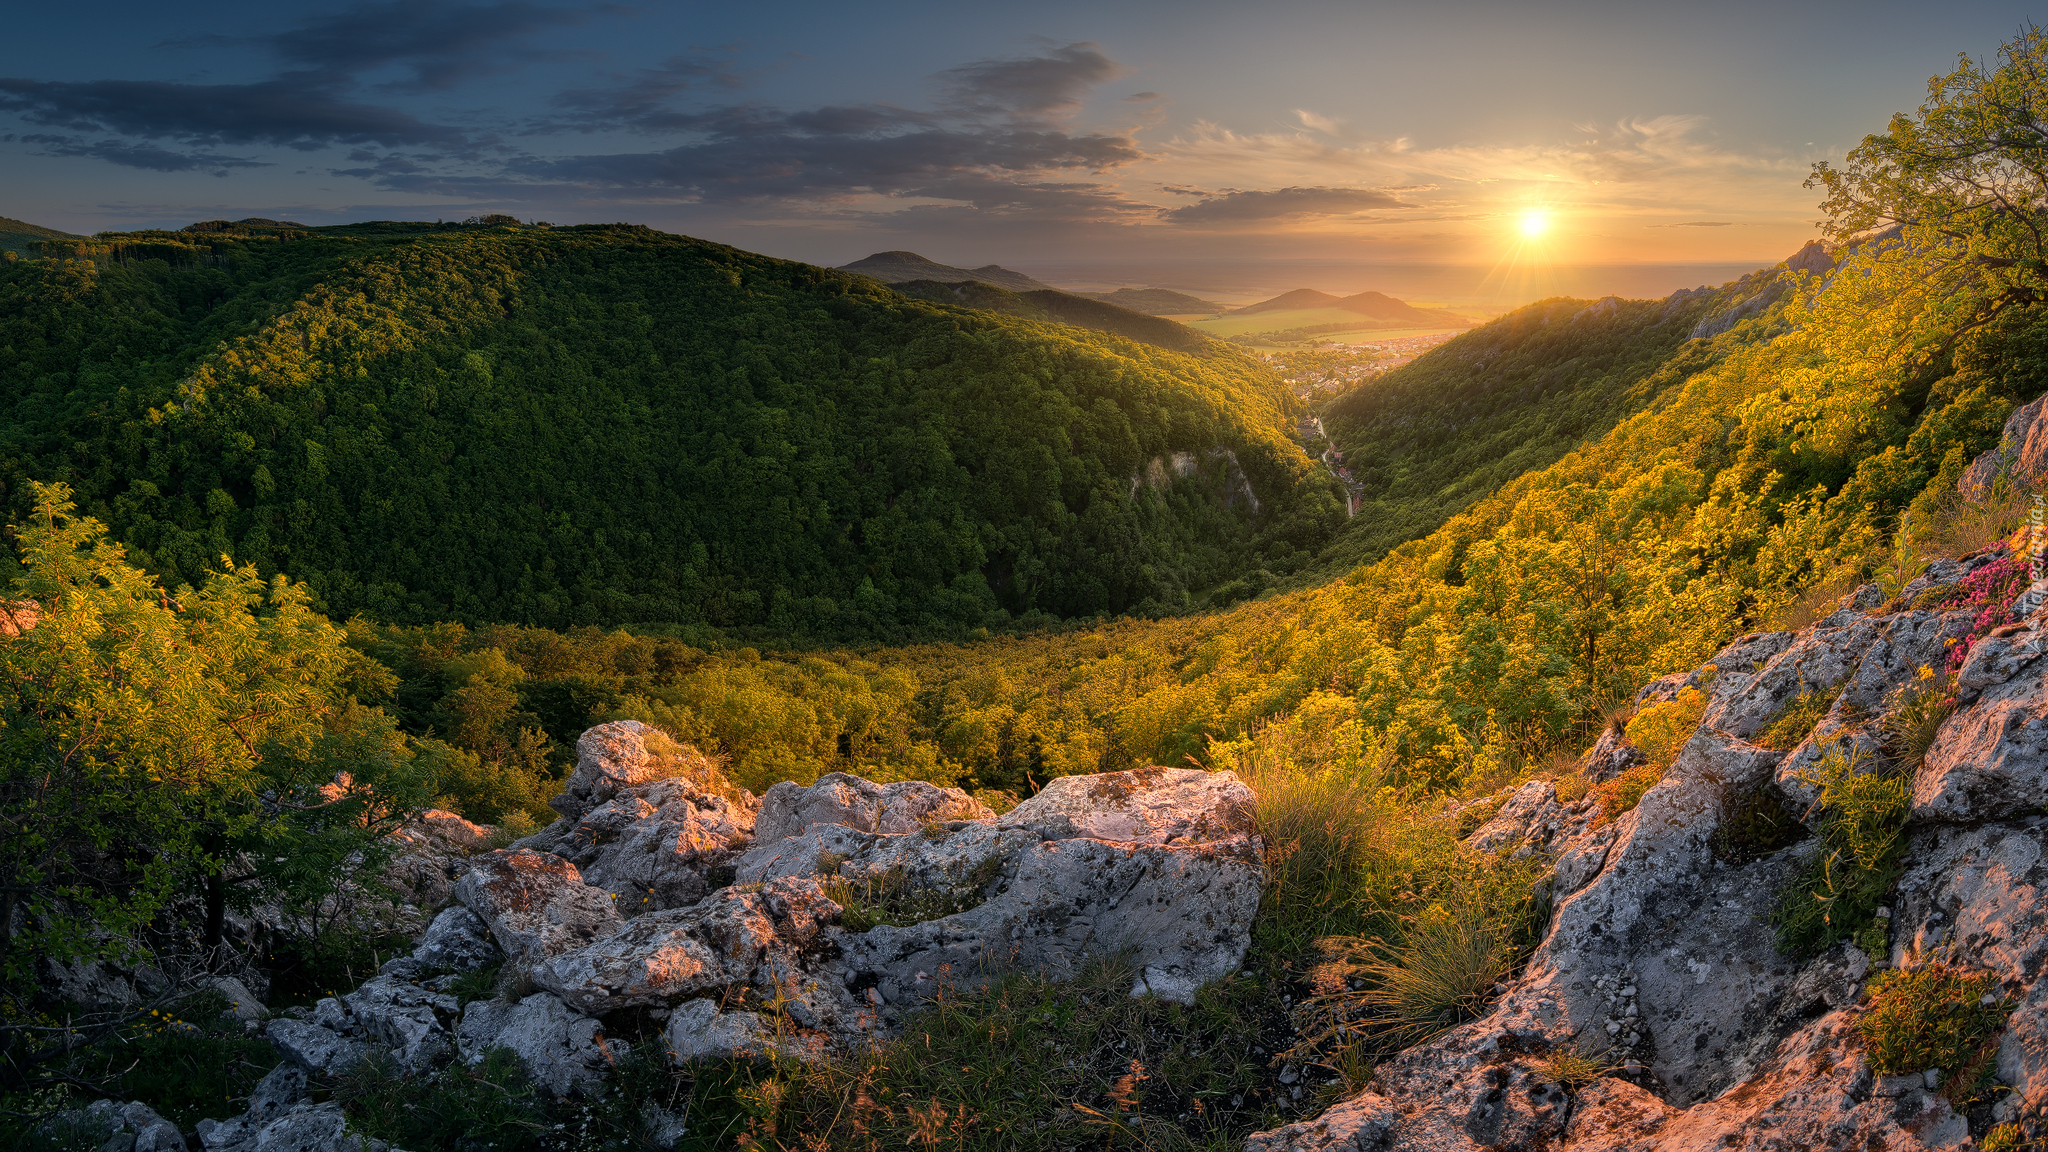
[{"x1": 1251, "y1": 552, "x2": 2048, "y2": 1152}]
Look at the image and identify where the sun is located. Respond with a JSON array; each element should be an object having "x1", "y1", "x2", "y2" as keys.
[{"x1": 1519, "y1": 211, "x2": 1550, "y2": 239}]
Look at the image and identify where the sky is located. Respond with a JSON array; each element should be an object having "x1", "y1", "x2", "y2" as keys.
[{"x1": 0, "y1": 1, "x2": 2039, "y2": 295}]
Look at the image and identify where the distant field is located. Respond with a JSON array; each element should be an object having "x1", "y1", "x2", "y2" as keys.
[{"x1": 1186, "y1": 306, "x2": 1473, "y2": 341}]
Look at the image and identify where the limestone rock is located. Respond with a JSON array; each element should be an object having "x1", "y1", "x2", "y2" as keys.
[
  {"x1": 456, "y1": 992, "x2": 612, "y2": 1096},
  {"x1": 211, "y1": 974, "x2": 268, "y2": 1021},
  {"x1": 1961, "y1": 393, "x2": 2048, "y2": 499},
  {"x1": 665, "y1": 997, "x2": 811, "y2": 1063},
  {"x1": 552, "y1": 720, "x2": 732, "y2": 820},
  {"x1": 410, "y1": 905, "x2": 501, "y2": 972},
  {"x1": 1242, "y1": 1090, "x2": 1400, "y2": 1150},
  {"x1": 559, "y1": 776, "x2": 756, "y2": 911},
  {"x1": 1576, "y1": 726, "x2": 1642, "y2": 785},
  {"x1": 1919, "y1": 625, "x2": 2048, "y2": 821},
  {"x1": 1463, "y1": 779, "x2": 1597, "y2": 858},
  {"x1": 993, "y1": 766, "x2": 1254, "y2": 845},
  {"x1": 532, "y1": 875, "x2": 843, "y2": 1016},
  {"x1": 452, "y1": 849, "x2": 623, "y2": 964},
  {"x1": 342, "y1": 975, "x2": 459, "y2": 1068},
  {"x1": 266, "y1": 1018, "x2": 374, "y2": 1076},
  {"x1": 756, "y1": 772, "x2": 991, "y2": 843}
]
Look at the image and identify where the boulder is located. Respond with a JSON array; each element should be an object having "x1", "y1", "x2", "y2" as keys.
[
  {"x1": 1918, "y1": 621, "x2": 2048, "y2": 821},
  {"x1": 558, "y1": 776, "x2": 756, "y2": 911},
  {"x1": 211, "y1": 974, "x2": 268, "y2": 1022},
  {"x1": 342, "y1": 975, "x2": 458, "y2": 1069},
  {"x1": 1242, "y1": 1090, "x2": 1400, "y2": 1151},
  {"x1": 532, "y1": 875, "x2": 845, "y2": 1018},
  {"x1": 665, "y1": 996, "x2": 811, "y2": 1063},
  {"x1": 452, "y1": 849, "x2": 623, "y2": 964},
  {"x1": 993, "y1": 765, "x2": 1253, "y2": 844},
  {"x1": 266, "y1": 1017, "x2": 374, "y2": 1076},
  {"x1": 410, "y1": 905, "x2": 501, "y2": 972},
  {"x1": 194, "y1": 1063, "x2": 313, "y2": 1151},
  {"x1": 552, "y1": 721, "x2": 733, "y2": 820},
  {"x1": 456, "y1": 992, "x2": 612, "y2": 1096},
  {"x1": 43, "y1": 1099, "x2": 190, "y2": 1152},
  {"x1": 755, "y1": 772, "x2": 991, "y2": 843}
]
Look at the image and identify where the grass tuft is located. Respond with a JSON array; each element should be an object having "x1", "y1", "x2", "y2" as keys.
[
  {"x1": 821, "y1": 856, "x2": 1004, "y2": 932},
  {"x1": 1857, "y1": 961, "x2": 2009, "y2": 1102},
  {"x1": 1536, "y1": 1048, "x2": 1610, "y2": 1090},
  {"x1": 1755, "y1": 682, "x2": 1843, "y2": 751},
  {"x1": 1880, "y1": 665, "x2": 1956, "y2": 771}
]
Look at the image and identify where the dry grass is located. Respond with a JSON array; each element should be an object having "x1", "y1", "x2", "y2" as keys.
[{"x1": 1536, "y1": 1049, "x2": 1611, "y2": 1090}]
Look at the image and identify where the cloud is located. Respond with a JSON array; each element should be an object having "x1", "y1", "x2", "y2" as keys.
[
  {"x1": 932, "y1": 42, "x2": 1120, "y2": 123},
  {"x1": 546, "y1": 52, "x2": 749, "y2": 131},
  {"x1": 226, "y1": 0, "x2": 609, "y2": 92},
  {"x1": 1161, "y1": 185, "x2": 1409, "y2": 225},
  {"x1": 17, "y1": 133, "x2": 271, "y2": 174},
  {"x1": 1293, "y1": 110, "x2": 1340, "y2": 135},
  {"x1": 0, "y1": 76, "x2": 464, "y2": 149}
]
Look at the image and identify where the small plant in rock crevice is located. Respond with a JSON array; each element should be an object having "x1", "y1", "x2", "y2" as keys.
[
  {"x1": 1773, "y1": 743, "x2": 1909, "y2": 957},
  {"x1": 1755, "y1": 681, "x2": 1844, "y2": 752},
  {"x1": 1856, "y1": 961, "x2": 2009, "y2": 1104},
  {"x1": 1536, "y1": 1048, "x2": 1611, "y2": 1090},
  {"x1": 1881, "y1": 665, "x2": 1957, "y2": 771},
  {"x1": 821, "y1": 855, "x2": 1005, "y2": 932}
]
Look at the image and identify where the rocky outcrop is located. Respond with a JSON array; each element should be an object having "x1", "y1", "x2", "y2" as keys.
[
  {"x1": 1251, "y1": 578, "x2": 2048, "y2": 1152},
  {"x1": 456, "y1": 992, "x2": 614, "y2": 1096},
  {"x1": 1960, "y1": 392, "x2": 2048, "y2": 497},
  {"x1": 453, "y1": 849, "x2": 624, "y2": 964},
  {"x1": 755, "y1": 772, "x2": 989, "y2": 842}
]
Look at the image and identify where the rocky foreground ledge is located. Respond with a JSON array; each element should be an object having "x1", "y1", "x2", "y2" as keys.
[
  {"x1": 1251, "y1": 556, "x2": 2048, "y2": 1152},
  {"x1": 146, "y1": 730, "x2": 1266, "y2": 1147}
]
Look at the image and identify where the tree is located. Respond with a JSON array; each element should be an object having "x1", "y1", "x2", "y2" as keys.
[
  {"x1": 0, "y1": 482, "x2": 430, "y2": 1083},
  {"x1": 1808, "y1": 26, "x2": 2048, "y2": 347}
]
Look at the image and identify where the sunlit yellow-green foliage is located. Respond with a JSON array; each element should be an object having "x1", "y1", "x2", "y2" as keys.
[
  {"x1": 1624, "y1": 686, "x2": 1709, "y2": 768},
  {"x1": 358, "y1": 238, "x2": 2044, "y2": 803}
]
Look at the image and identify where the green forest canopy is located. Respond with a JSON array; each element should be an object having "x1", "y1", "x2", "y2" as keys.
[{"x1": 0, "y1": 221, "x2": 1344, "y2": 641}]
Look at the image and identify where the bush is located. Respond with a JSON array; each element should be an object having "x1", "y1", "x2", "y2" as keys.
[
  {"x1": 1773, "y1": 744, "x2": 1908, "y2": 957},
  {"x1": 1755, "y1": 682, "x2": 1843, "y2": 751},
  {"x1": 1594, "y1": 762, "x2": 1663, "y2": 826},
  {"x1": 1857, "y1": 963, "x2": 2007, "y2": 1098},
  {"x1": 1622, "y1": 686, "x2": 1707, "y2": 767},
  {"x1": 1880, "y1": 665, "x2": 1956, "y2": 770}
]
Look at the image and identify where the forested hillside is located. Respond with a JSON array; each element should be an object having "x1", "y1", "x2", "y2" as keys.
[
  {"x1": 882, "y1": 278, "x2": 1216, "y2": 355},
  {"x1": 0, "y1": 222, "x2": 1342, "y2": 638},
  {"x1": 1310, "y1": 277, "x2": 1769, "y2": 571}
]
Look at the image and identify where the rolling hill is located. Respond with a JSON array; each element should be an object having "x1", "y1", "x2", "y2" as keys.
[
  {"x1": 0, "y1": 213, "x2": 84, "y2": 255},
  {"x1": 1233, "y1": 287, "x2": 1469, "y2": 326},
  {"x1": 838, "y1": 250, "x2": 1052, "y2": 292},
  {"x1": 0, "y1": 221, "x2": 1343, "y2": 638},
  {"x1": 883, "y1": 279, "x2": 1215, "y2": 356},
  {"x1": 1075, "y1": 287, "x2": 1221, "y2": 315}
]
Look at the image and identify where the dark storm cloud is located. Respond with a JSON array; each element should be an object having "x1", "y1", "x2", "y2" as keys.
[
  {"x1": 932, "y1": 41, "x2": 1119, "y2": 122},
  {"x1": 1161, "y1": 185, "x2": 1410, "y2": 225},
  {"x1": 16, "y1": 133, "x2": 271, "y2": 174},
  {"x1": 546, "y1": 52, "x2": 751, "y2": 132},
  {"x1": 175, "y1": 0, "x2": 611, "y2": 92},
  {"x1": 495, "y1": 123, "x2": 1141, "y2": 202},
  {"x1": 0, "y1": 76, "x2": 465, "y2": 149}
]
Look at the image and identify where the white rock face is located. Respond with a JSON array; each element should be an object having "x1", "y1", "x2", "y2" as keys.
[
  {"x1": 994, "y1": 765, "x2": 1253, "y2": 844},
  {"x1": 265, "y1": 1017, "x2": 374, "y2": 1076},
  {"x1": 559, "y1": 775, "x2": 757, "y2": 911},
  {"x1": 553, "y1": 720, "x2": 732, "y2": 819},
  {"x1": 410, "y1": 905, "x2": 501, "y2": 971},
  {"x1": 755, "y1": 772, "x2": 991, "y2": 842},
  {"x1": 456, "y1": 992, "x2": 613, "y2": 1096},
  {"x1": 453, "y1": 848, "x2": 624, "y2": 964},
  {"x1": 342, "y1": 974, "x2": 459, "y2": 1069},
  {"x1": 1254, "y1": 571, "x2": 2048, "y2": 1151},
  {"x1": 665, "y1": 996, "x2": 811, "y2": 1062}
]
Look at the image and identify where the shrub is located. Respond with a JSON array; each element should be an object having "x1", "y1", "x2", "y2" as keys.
[
  {"x1": 1773, "y1": 744, "x2": 1908, "y2": 957},
  {"x1": 1594, "y1": 762, "x2": 1664, "y2": 826},
  {"x1": 1621, "y1": 687, "x2": 1707, "y2": 767},
  {"x1": 821, "y1": 857, "x2": 1004, "y2": 932},
  {"x1": 1755, "y1": 682, "x2": 1843, "y2": 751},
  {"x1": 1880, "y1": 665, "x2": 1956, "y2": 770},
  {"x1": 1857, "y1": 962, "x2": 2007, "y2": 1095}
]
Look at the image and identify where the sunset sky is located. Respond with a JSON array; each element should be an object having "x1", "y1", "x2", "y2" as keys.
[{"x1": 1, "y1": 1, "x2": 2035, "y2": 278}]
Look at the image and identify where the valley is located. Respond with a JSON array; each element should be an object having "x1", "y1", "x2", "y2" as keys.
[{"x1": 6, "y1": 18, "x2": 2048, "y2": 1152}]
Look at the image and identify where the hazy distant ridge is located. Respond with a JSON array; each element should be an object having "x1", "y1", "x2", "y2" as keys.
[
  {"x1": 1233, "y1": 287, "x2": 1467, "y2": 326},
  {"x1": 0, "y1": 214, "x2": 84, "y2": 255},
  {"x1": 838, "y1": 250, "x2": 1052, "y2": 293}
]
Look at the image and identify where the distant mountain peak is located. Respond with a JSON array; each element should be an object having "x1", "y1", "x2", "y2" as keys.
[{"x1": 838, "y1": 251, "x2": 1051, "y2": 293}]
